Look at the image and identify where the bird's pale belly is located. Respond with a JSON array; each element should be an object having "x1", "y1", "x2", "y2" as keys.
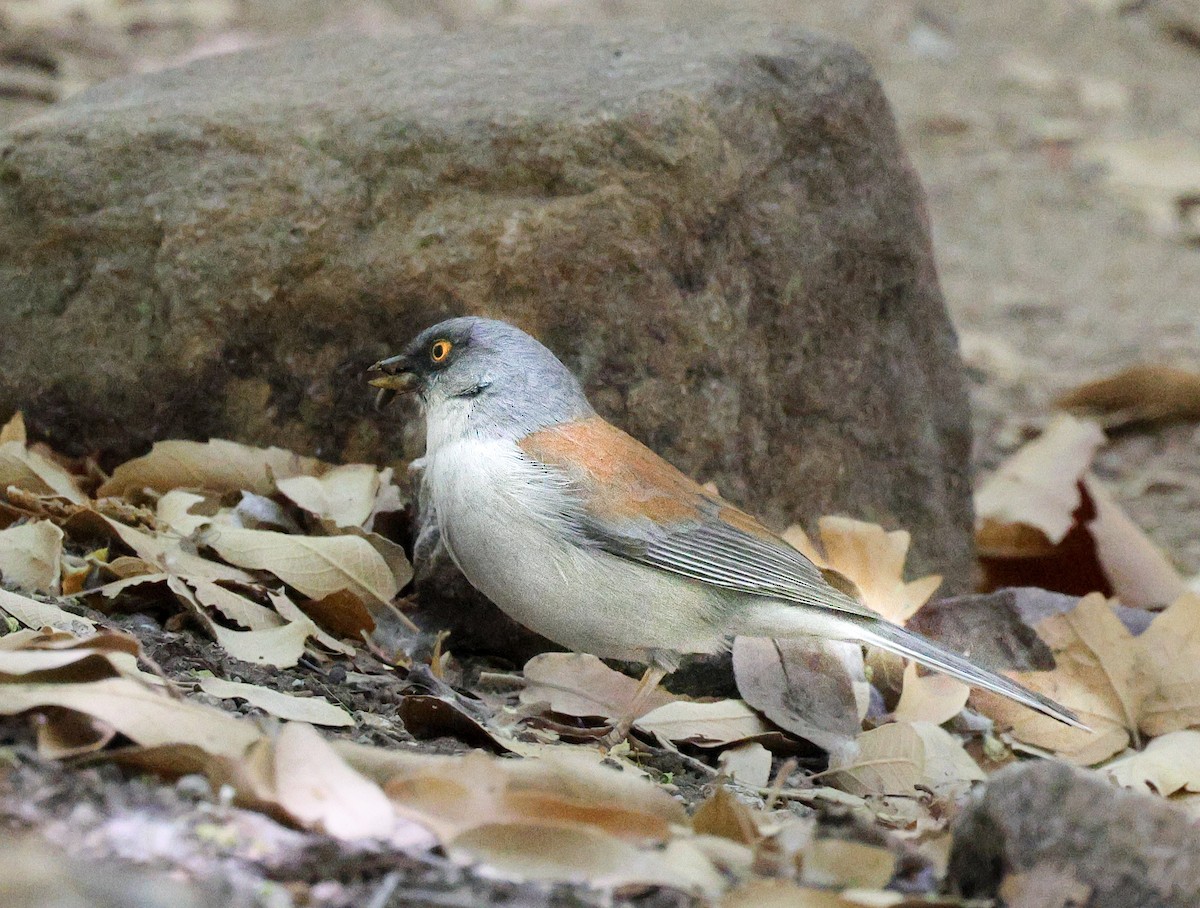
[{"x1": 424, "y1": 439, "x2": 726, "y2": 661}]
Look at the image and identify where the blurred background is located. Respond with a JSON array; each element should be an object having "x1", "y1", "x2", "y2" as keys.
[{"x1": 2, "y1": 0, "x2": 1197, "y2": 570}]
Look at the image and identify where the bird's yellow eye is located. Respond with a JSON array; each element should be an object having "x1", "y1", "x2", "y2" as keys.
[{"x1": 430, "y1": 339, "x2": 452, "y2": 363}]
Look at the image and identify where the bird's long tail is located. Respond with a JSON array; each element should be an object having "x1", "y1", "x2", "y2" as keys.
[{"x1": 854, "y1": 617, "x2": 1087, "y2": 730}]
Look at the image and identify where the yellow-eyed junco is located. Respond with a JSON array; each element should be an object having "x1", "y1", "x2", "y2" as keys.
[{"x1": 369, "y1": 317, "x2": 1082, "y2": 733}]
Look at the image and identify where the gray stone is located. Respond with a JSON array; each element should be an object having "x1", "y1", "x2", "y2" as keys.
[
  {"x1": 949, "y1": 761, "x2": 1200, "y2": 907},
  {"x1": 0, "y1": 25, "x2": 973, "y2": 623}
]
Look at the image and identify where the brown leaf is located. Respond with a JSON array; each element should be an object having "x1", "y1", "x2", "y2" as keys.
[
  {"x1": 98, "y1": 439, "x2": 326, "y2": 497},
  {"x1": 980, "y1": 593, "x2": 1200, "y2": 760},
  {"x1": 732, "y1": 636, "x2": 863, "y2": 757},
  {"x1": 692, "y1": 786, "x2": 761, "y2": 844},
  {"x1": 802, "y1": 838, "x2": 895, "y2": 890},
  {"x1": 1057, "y1": 365, "x2": 1200, "y2": 428},
  {"x1": 292, "y1": 589, "x2": 374, "y2": 640},
  {"x1": 520, "y1": 652, "x2": 676, "y2": 721}
]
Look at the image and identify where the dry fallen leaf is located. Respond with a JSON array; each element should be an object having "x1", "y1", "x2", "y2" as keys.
[
  {"x1": 974, "y1": 593, "x2": 1137, "y2": 764},
  {"x1": 802, "y1": 838, "x2": 895, "y2": 890},
  {"x1": 0, "y1": 440, "x2": 86, "y2": 504},
  {"x1": 520, "y1": 652, "x2": 676, "y2": 721},
  {"x1": 277, "y1": 463, "x2": 380, "y2": 528},
  {"x1": 0, "y1": 520, "x2": 63, "y2": 593},
  {"x1": 893, "y1": 662, "x2": 970, "y2": 727},
  {"x1": 0, "y1": 676, "x2": 263, "y2": 757},
  {"x1": 717, "y1": 742, "x2": 774, "y2": 788},
  {"x1": 1102, "y1": 730, "x2": 1200, "y2": 798},
  {"x1": 199, "y1": 525, "x2": 399, "y2": 608},
  {"x1": 0, "y1": 587, "x2": 95, "y2": 635},
  {"x1": 0, "y1": 412, "x2": 26, "y2": 445},
  {"x1": 784, "y1": 518, "x2": 941, "y2": 625},
  {"x1": 168, "y1": 576, "x2": 314, "y2": 669},
  {"x1": 975, "y1": 415, "x2": 1184, "y2": 606},
  {"x1": 198, "y1": 677, "x2": 353, "y2": 727},
  {"x1": 1057, "y1": 365, "x2": 1200, "y2": 428},
  {"x1": 269, "y1": 723, "x2": 400, "y2": 840},
  {"x1": 635, "y1": 699, "x2": 775, "y2": 747},
  {"x1": 827, "y1": 721, "x2": 983, "y2": 798},
  {"x1": 732, "y1": 635, "x2": 864, "y2": 758},
  {"x1": 977, "y1": 593, "x2": 1200, "y2": 764},
  {"x1": 98, "y1": 439, "x2": 325, "y2": 497}
]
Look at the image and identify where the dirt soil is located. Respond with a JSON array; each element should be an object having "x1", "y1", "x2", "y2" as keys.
[{"x1": 1, "y1": 0, "x2": 1198, "y2": 905}]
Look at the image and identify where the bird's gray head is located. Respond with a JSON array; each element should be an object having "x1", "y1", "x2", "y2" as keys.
[{"x1": 369, "y1": 317, "x2": 594, "y2": 448}]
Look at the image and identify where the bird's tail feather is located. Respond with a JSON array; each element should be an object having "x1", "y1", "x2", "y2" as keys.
[{"x1": 856, "y1": 618, "x2": 1088, "y2": 730}]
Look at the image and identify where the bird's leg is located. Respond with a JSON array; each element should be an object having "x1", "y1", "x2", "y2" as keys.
[{"x1": 603, "y1": 664, "x2": 669, "y2": 746}]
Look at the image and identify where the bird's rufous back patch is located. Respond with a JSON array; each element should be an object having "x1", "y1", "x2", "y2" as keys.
[{"x1": 518, "y1": 416, "x2": 774, "y2": 539}]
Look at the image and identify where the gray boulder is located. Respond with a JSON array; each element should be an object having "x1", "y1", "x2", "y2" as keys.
[{"x1": 0, "y1": 25, "x2": 973, "y2": 628}]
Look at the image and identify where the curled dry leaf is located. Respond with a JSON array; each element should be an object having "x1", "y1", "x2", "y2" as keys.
[
  {"x1": 199, "y1": 525, "x2": 399, "y2": 608},
  {"x1": 0, "y1": 676, "x2": 263, "y2": 757},
  {"x1": 277, "y1": 464, "x2": 380, "y2": 528},
  {"x1": 827, "y1": 721, "x2": 983, "y2": 799},
  {"x1": 692, "y1": 786, "x2": 762, "y2": 845},
  {"x1": 188, "y1": 578, "x2": 284, "y2": 631},
  {"x1": 1057, "y1": 364, "x2": 1200, "y2": 429},
  {"x1": 0, "y1": 440, "x2": 86, "y2": 504},
  {"x1": 0, "y1": 519, "x2": 63, "y2": 593},
  {"x1": 198, "y1": 677, "x2": 354, "y2": 727},
  {"x1": 732, "y1": 636, "x2": 863, "y2": 758},
  {"x1": 783, "y1": 518, "x2": 941, "y2": 625},
  {"x1": 975, "y1": 415, "x2": 1184, "y2": 607},
  {"x1": 98, "y1": 439, "x2": 326, "y2": 497},
  {"x1": 0, "y1": 587, "x2": 95, "y2": 635},
  {"x1": 168, "y1": 576, "x2": 313, "y2": 669},
  {"x1": 520, "y1": 652, "x2": 677, "y2": 721}
]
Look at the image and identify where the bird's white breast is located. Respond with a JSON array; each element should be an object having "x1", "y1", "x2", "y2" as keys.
[{"x1": 421, "y1": 437, "x2": 725, "y2": 661}]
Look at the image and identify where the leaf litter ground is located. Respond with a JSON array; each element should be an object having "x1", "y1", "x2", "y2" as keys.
[{"x1": 1, "y1": 407, "x2": 1199, "y2": 907}]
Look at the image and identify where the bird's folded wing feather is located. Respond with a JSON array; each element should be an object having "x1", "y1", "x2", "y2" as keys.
[{"x1": 517, "y1": 416, "x2": 878, "y2": 620}]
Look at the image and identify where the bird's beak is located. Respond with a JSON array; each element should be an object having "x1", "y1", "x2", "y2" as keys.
[{"x1": 368, "y1": 354, "x2": 421, "y2": 409}]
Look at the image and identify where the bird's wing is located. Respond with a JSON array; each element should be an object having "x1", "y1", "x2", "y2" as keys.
[{"x1": 516, "y1": 416, "x2": 878, "y2": 621}]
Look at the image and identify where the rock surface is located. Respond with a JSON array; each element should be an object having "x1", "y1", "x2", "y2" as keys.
[
  {"x1": 949, "y1": 761, "x2": 1200, "y2": 907},
  {"x1": 0, "y1": 25, "x2": 973, "y2": 610}
]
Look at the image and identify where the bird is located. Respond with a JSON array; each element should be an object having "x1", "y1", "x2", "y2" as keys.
[{"x1": 368, "y1": 316, "x2": 1084, "y2": 737}]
